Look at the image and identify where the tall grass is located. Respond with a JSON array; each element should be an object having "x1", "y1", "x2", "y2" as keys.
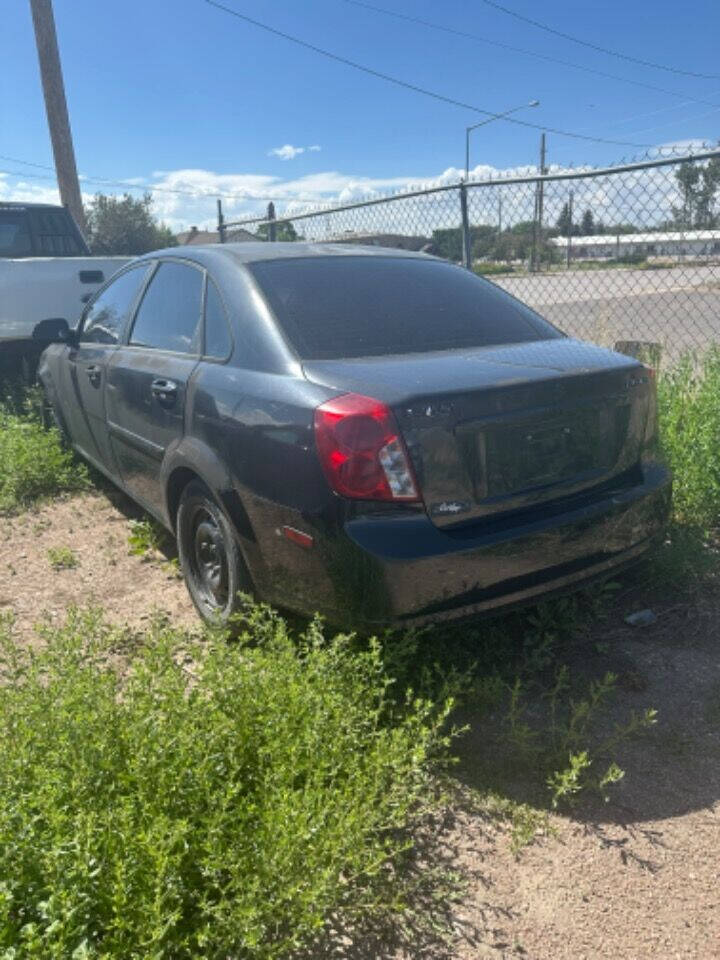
[
  {"x1": 657, "y1": 348, "x2": 720, "y2": 530},
  {"x1": 0, "y1": 603, "x2": 454, "y2": 959},
  {"x1": 0, "y1": 384, "x2": 88, "y2": 513}
]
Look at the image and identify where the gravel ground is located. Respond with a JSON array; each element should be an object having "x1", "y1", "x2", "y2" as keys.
[
  {"x1": 494, "y1": 264, "x2": 720, "y2": 359},
  {"x1": 2, "y1": 488, "x2": 719, "y2": 959}
]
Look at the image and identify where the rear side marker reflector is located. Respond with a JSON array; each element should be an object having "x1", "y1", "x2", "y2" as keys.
[
  {"x1": 314, "y1": 393, "x2": 420, "y2": 502},
  {"x1": 282, "y1": 526, "x2": 314, "y2": 549}
]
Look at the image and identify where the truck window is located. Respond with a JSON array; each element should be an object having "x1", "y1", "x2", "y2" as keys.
[
  {"x1": 28, "y1": 209, "x2": 83, "y2": 255},
  {"x1": 0, "y1": 206, "x2": 87, "y2": 258},
  {"x1": 0, "y1": 212, "x2": 32, "y2": 257}
]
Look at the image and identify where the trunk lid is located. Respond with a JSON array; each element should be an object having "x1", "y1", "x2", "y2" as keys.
[{"x1": 303, "y1": 339, "x2": 653, "y2": 528}]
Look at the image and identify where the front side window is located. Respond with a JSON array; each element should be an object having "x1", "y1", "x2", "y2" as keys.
[
  {"x1": 130, "y1": 261, "x2": 203, "y2": 353},
  {"x1": 203, "y1": 279, "x2": 232, "y2": 359},
  {"x1": 81, "y1": 265, "x2": 151, "y2": 345}
]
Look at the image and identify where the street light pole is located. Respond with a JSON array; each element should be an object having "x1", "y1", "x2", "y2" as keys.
[
  {"x1": 464, "y1": 100, "x2": 540, "y2": 181},
  {"x1": 461, "y1": 100, "x2": 539, "y2": 270}
]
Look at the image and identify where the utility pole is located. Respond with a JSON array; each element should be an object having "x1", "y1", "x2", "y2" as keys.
[
  {"x1": 460, "y1": 182, "x2": 471, "y2": 269},
  {"x1": 29, "y1": 0, "x2": 86, "y2": 235},
  {"x1": 566, "y1": 189, "x2": 574, "y2": 268},
  {"x1": 217, "y1": 199, "x2": 226, "y2": 243},
  {"x1": 537, "y1": 132, "x2": 546, "y2": 236},
  {"x1": 530, "y1": 132, "x2": 546, "y2": 272}
]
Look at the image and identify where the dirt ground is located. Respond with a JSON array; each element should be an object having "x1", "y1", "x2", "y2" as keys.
[
  {"x1": 447, "y1": 632, "x2": 720, "y2": 958},
  {"x1": 2, "y1": 487, "x2": 719, "y2": 959},
  {"x1": 0, "y1": 488, "x2": 197, "y2": 640}
]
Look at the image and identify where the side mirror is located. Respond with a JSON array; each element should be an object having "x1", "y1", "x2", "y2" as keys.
[{"x1": 31, "y1": 317, "x2": 79, "y2": 347}]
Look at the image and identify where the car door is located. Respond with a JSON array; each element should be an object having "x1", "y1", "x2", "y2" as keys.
[
  {"x1": 60, "y1": 264, "x2": 152, "y2": 471},
  {"x1": 105, "y1": 259, "x2": 204, "y2": 515}
]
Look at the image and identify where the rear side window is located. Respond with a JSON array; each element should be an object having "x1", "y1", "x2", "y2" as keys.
[
  {"x1": 130, "y1": 261, "x2": 203, "y2": 354},
  {"x1": 28, "y1": 208, "x2": 83, "y2": 255},
  {"x1": 249, "y1": 256, "x2": 561, "y2": 360},
  {"x1": 81, "y1": 266, "x2": 151, "y2": 344},
  {"x1": 203, "y1": 279, "x2": 232, "y2": 359},
  {"x1": 0, "y1": 212, "x2": 32, "y2": 257}
]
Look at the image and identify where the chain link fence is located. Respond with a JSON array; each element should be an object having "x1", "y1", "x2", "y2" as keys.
[{"x1": 221, "y1": 145, "x2": 720, "y2": 362}]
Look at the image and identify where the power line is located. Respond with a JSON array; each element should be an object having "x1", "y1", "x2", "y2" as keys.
[
  {"x1": 477, "y1": 0, "x2": 720, "y2": 81},
  {"x1": 626, "y1": 106, "x2": 720, "y2": 138},
  {"x1": 203, "y1": 0, "x2": 654, "y2": 148},
  {"x1": 577, "y1": 92, "x2": 720, "y2": 133},
  {"x1": 345, "y1": 0, "x2": 720, "y2": 108},
  {"x1": 0, "y1": 154, "x2": 312, "y2": 203}
]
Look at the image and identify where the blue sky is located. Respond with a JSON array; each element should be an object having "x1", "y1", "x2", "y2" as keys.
[{"x1": 2, "y1": 0, "x2": 718, "y2": 229}]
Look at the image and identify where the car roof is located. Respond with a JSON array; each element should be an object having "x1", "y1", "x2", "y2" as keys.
[{"x1": 136, "y1": 241, "x2": 433, "y2": 268}]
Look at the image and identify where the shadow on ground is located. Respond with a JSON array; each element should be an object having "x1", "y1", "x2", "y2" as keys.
[{"x1": 447, "y1": 561, "x2": 720, "y2": 830}]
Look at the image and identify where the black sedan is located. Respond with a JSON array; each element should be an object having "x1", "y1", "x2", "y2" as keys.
[{"x1": 39, "y1": 243, "x2": 671, "y2": 629}]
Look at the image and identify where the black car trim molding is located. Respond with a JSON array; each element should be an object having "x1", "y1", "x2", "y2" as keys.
[{"x1": 107, "y1": 420, "x2": 165, "y2": 460}]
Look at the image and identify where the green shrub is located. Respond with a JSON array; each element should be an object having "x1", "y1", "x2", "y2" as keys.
[
  {"x1": 473, "y1": 262, "x2": 516, "y2": 276},
  {"x1": 0, "y1": 603, "x2": 454, "y2": 959},
  {"x1": 657, "y1": 349, "x2": 720, "y2": 529},
  {"x1": 0, "y1": 403, "x2": 88, "y2": 513}
]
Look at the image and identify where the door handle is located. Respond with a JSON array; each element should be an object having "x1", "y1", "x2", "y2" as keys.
[
  {"x1": 151, "y1": 378, "x2": 178, "y2": 404},
  {"x1": 85, "y1": 364, "x2": 101, "y2": 385}
]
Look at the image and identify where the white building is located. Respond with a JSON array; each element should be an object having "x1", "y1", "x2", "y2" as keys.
[{"x1": 549, "y1": 229, "x2": 720, "y2": 260}]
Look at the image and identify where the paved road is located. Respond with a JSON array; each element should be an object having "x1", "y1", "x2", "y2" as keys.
[{"x1": 494, "y1": 264, "x2": 720, "y2": 359}]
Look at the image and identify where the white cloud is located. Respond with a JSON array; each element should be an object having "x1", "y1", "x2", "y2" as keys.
[
  {"x1": 0, "y1": 147, "x2": 705, "y2": 236},
  {"x1": 268, "y1": 144, "x2": 305, "y2": 161},
  {"x1": 268, "y1": 143, "x2": 323, "y2": 160}
]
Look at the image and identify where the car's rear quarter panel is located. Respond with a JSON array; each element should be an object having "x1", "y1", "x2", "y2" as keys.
[{"x1": 185, "y1": 361, "x2": 350, "y2": 616}]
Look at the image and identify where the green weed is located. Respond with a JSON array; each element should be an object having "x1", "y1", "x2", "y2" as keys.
[
  {"x1": 47, "y1": 546, "x2": 79, "y2": 571},
  {"x1": 127, "y1": 516, "x2": 164, "y2": 558},
  {"x1": 0, "y1": 602, "x2": 455, "y2": 959},
  {"x1": 127, "y1": 517, "x2": 181, "y2": 577},
  {"x1": 0, "y1": 404, "x2": 88, "y2": 514},
  {"x1": 482, "y1": 793, "x2": 551, "y2": 854},
  {"x1": 658, "y1": 348, "x2": 720, "y2": 530},
  {"x1": 473, "y1": 263, "x2": 516, "y2": 276}
]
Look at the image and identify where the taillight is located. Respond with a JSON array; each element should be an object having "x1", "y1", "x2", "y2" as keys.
[{"x1": 314, "y1": 393, "x2": 420, "y2": 501}]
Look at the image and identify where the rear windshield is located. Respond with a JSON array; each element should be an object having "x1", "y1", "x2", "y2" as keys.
[{"x1": 248, "y1": 256, "x2": 561, "y2": 360}]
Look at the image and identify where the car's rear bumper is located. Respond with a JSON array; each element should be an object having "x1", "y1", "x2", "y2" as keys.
[{"x1": 325, "y1": 462, "x2": 671, "y2": 629}]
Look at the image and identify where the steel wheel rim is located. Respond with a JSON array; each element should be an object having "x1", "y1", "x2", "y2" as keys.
[{"x1": 190, "y1": 507, "x2": 229, "y2": 612}]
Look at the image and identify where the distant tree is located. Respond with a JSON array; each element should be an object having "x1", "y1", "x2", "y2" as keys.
[
  {"x1": 556, "y1": 202, "x2": 574, "y2": 236},
  {"x1": 592, "y1": 221, "x2": 637, "y2": 236},
  {"x1": 256, "y1": 221, "x2": 299, "y2": 242},
  {"x1": 491, "y1": 231, "x2": 514, "y2": 263},
  {"x1": 470, "y1": 224, "x2": 499, "y2": 260},
  {"x1": 84, "y1": 193, "x2": 176, "y2": 255},
  {"x1": 432, "y1": 220, "x2": 560, "y2": 266},
  {"x1": 672, "y1": 156, "x2": 720, "y2": 228},
  {"x1": 580, "y1": 209, "x2": 595, "y2": 235},
  {"x1": 430, "y1": 227, "x2": 462, "y2": 261},
  {"x1": 430, "y1": 224, "x2": 497, "y2": 262}
]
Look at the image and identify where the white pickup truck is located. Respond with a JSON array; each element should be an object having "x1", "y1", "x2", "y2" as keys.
[{"x1": 0, "y1": 202, "x2": 130, "y2": 376}]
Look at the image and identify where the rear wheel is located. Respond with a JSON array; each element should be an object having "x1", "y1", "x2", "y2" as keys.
[{"x1": 177, "y1": 480, "x2": 251, "y2": 625}]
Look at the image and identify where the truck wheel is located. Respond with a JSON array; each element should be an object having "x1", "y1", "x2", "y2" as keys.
[{"x1": 177, "y1": 480, "x2": 252, "y2": 625}]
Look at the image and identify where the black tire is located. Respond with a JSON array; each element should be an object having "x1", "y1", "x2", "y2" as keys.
[{"x1": 176, "y1": 480, "x2": 252, "y2": 625}]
